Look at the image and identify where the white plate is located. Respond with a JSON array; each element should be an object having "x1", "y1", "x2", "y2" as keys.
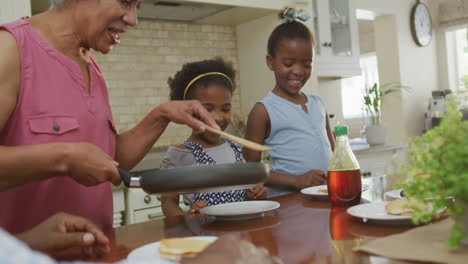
[
  {"x1": 199, "y1": 201, "x2": 280, "y2": 220},
  {"x1": 385, "y1": 189, "x2": 404, "y2": 200},
  {"x1": 301, "y1": 184, "x2": 371, "y2": 197},
  {"x1": 347, "y1": 202, "x2": 417, "y2": 225},
  {"x1": 300, "y1": 185, "x2": 329, "y2": 197},
  {"x1": 127, "y1": 236, "x2": 217, "y2": 264},
  {"x1": 385, "y1": 189, "x2": 454, "y2": 201}
]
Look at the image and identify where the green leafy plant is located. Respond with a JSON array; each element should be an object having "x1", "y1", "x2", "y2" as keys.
[
  {"x1": 396, "y1": 99, "x2": 468, "y2": 248},
  {"x1": 363, "y1": 82, "x2": 409, "y2": 125}
]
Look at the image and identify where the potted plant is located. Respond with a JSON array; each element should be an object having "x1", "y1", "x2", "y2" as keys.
[
  {"x1": 397, "y1": 99, "x2": 468, "y2": 248},
  {"x1": 363, "y1": 82, "x2": 409, "y2": 145}
]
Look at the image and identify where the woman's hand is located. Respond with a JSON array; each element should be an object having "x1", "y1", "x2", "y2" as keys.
[
  {"x1": 16, "y1": 212, "x2": 111, "y2": 257},
  {"x1": 188, "y1": 200, "x2": 208, "y2": 215},
  {"x1": 158, "y1": 100, "x2": 220, "y2": 134},
  {"x1": 181, "y1": 235, "x2": 282, "y2": 264},
  {"x1": 66, "y1": 142, "x2": 121, "y2": 186},
  {"x1": 246, "y1": 185, "x2": 267, "y2": 200},
  {"x1": 294, "y1": 170, "x2": 326, "y2": 190}
]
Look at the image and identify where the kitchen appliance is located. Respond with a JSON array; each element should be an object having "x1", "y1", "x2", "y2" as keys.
[
  {"x1": 424, "y1": 90, "x2": 468, "y2": 131},
  {"x1": 119, "y1": 162, "x2": 269, "y2": 194},
  {"x1": 424, "y1": 90, "x2": 451, "y2": 131}
]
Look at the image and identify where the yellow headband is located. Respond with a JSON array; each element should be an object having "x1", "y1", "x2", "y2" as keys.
[{"x1": 183, "y1": 72, "x2": 233, "y2": 100}]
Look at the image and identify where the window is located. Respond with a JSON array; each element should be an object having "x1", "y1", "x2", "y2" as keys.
[
  {"x1": 341, "y1": 53, "x2": 379, "y2": 119},
  {"x1": 445, "y1": 26, "x2": 468, "y2": 91},
  {"x1": 455, "y1": 28, "x2": 468, "y2": 90}
]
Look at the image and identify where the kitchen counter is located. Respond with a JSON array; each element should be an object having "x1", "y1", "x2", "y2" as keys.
[{"x1": 352, "y1": 144, "x2": 405, "y2": 153}]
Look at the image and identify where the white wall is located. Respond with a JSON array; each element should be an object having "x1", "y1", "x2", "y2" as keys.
[
  {"x1": 0, "y1": 0, "x2": 31, "y2": 24},
  {"x1": 355, "y1": 0, "x2": 440, "y2": 143},
  {"x1": 236, "y1": 14, "x2": 278, "y2": 114}
]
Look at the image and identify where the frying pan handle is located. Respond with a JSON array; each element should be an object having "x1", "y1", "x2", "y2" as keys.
[{"x1": 118, "y1": 168, "x2": 134, "y2": 187}]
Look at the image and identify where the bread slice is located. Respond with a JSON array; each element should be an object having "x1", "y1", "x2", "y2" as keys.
[
  {"x1": 158, "y1": 238, "x2": 212, "y2": 260},
  {"x1": 385, "y1": 198, "x2": 427, "y2": 215}
]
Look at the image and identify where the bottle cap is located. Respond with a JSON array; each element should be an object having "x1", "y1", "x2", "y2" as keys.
[{"x1": 334, "y1": 126, "x2": 348, "y2": 136}]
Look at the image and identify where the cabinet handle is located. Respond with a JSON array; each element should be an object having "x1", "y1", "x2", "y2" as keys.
[
  {"x1": 144, "y1": 195, "x2": 151, "y2": 204},
  {"x1": 148, "y1": 213, "x2": 161, "y2": 219}
]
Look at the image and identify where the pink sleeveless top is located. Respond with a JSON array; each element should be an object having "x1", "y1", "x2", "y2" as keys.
[{"x1": 0, "y1": 19, "x2": 117, "y2": 234}]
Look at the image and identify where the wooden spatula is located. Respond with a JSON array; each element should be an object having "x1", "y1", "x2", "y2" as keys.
[{"x1": 204, "y1": 126, "x2": 272, "y2": 152}]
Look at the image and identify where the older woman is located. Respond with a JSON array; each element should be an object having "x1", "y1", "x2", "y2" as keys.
[
  {"x1": 0, "y1": 1, "x2": 284, "y2": 262},
  {"x1": 0, "y1": 0, "x2": 220, "y2": 235}
]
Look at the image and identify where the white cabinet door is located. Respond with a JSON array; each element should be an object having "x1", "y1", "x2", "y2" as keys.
[
  {"x1": 112, "y1": 187, "x2": 125, "y2": 228},
  {"x1": 125, "y1": 188, "x2": 188, "y2": 225},
  {"x1": 310, "y1": 0, "x2": 361, "y2": 77},
  {"x1": 354, "y1": 146, "x2": 405, "y2": 179},
  {"x1": 356, "y1": 151, "x2": 394, "y2": 178},
  {"x1": 134, "y1": 207, "x2": 164, "y2": 224}
]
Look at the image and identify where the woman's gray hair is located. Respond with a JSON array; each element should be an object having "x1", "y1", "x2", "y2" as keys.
[{"x1": 49, "y1": 0, "x2": 68, "y2": 7}]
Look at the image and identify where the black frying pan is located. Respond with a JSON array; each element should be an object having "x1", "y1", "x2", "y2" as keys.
[{"x1": 118, "y1": 162, "x2": 269, "y2": 194}]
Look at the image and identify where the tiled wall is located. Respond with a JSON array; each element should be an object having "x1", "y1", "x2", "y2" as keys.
[{"x1": 93, "y1": 19, "x2": 240, "y2": 148}]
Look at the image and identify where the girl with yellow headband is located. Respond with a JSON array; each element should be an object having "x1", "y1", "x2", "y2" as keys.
[{"x1": 160, "y1": 57, "x2": 267, "y2": 217}]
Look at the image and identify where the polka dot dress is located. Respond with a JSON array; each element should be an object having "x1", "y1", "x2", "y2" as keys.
[{"x1": 183, "y1": 139, "x2": 248, "y2": 207}]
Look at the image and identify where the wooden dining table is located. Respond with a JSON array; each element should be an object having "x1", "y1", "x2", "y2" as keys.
[{"x1": 87, "y1": 176, "x2": 429, "y2": 264}]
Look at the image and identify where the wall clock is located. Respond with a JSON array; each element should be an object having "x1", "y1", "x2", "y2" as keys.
[{"x1": 410, "y1": 1, "x2": 433, "y2": 47}]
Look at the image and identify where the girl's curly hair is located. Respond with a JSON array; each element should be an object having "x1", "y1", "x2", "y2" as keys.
[{"x1": 168, "y1": 57, "x2": 236, "y2": 100}]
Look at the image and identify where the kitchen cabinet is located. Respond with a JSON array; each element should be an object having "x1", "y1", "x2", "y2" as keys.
[
  {"x1": 112, "y1": 185, "x2": 126, "y2": 228},
  {"x1": 143, "y1": 0, "x2": 294, "y2": 26},
  {"x1": 124, "y1": 188, "x2": 189, "y2": 225},
  {"x1": 308, "y1": 0, "x2": 361, "y2": 77},
  {"x1": 354, "y1": 144, "x2": 405, "y2": 179}
]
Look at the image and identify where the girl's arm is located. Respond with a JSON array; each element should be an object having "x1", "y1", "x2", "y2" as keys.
[
  {"x1": 161, "y1": 193, "x2": 185, "y2": 217},
  {"x1": 243, "y1": 103, "x2": 270, "y2": 162},
  {"x1": 243, "y1": 103, "x2": 296, "y2": 188},
  {"x1": 267, "y1": 170, "x2": 326, "y2": 190},
  {"x1": 325, "y1": 112, "x2": 335, "y2": 151}
]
